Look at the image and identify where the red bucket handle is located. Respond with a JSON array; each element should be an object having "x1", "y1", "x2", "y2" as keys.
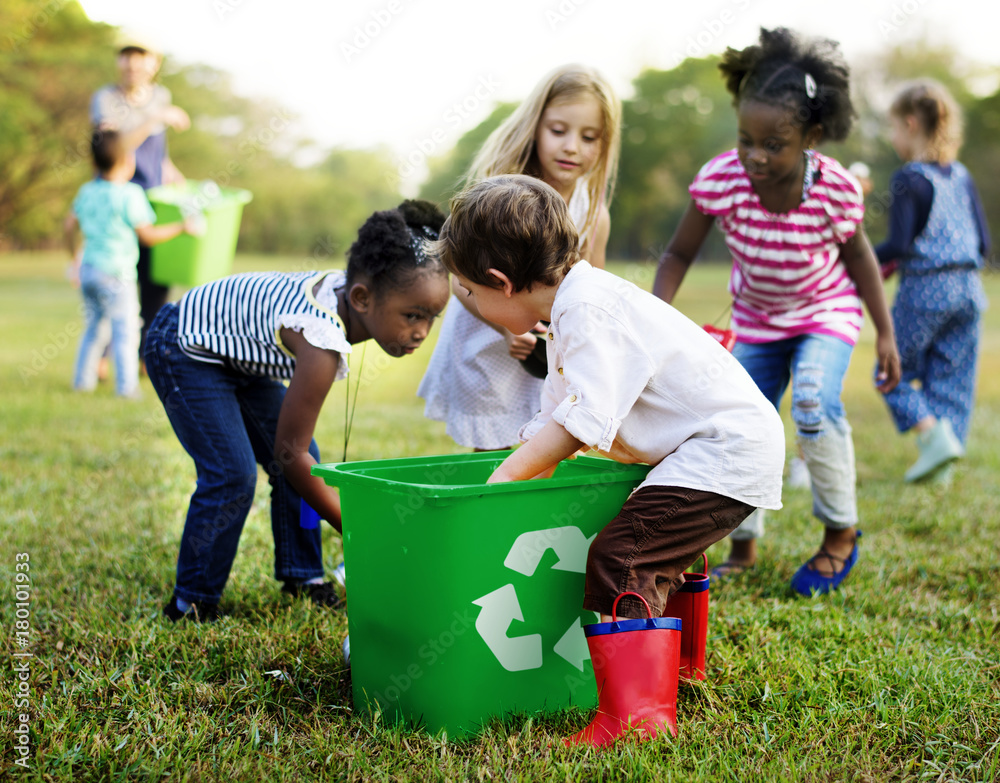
[
  {"x1": 611, "y1": 591, "x2": 653, "y2": 622},
  {"x1": 703, "y1": 324, "x2": 736, "y2": 352},
  {"x1": 694, "y1": 552, "x2": 708, "y2": 577}
]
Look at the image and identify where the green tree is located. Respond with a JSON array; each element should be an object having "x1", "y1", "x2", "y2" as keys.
[
  {"x1": 961, "y1": 86, "x2": 999, "y2": 267},
  {"x1": 611, "y1": 57, "x2": 734, "y2": 261},
  {"x1": 0, "y1": 0, "x2": 118, "y2": 246},
  {"x1": 235, "y1": 147, "x2": 400, "y2": 256},
  {"x1": 0, "y1": 2, "x2": 403, "y2": 256}
]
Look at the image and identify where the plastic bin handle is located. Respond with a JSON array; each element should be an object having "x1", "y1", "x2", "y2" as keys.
[
  {"x1": 611, "y1": 591, "x2": 653, "y2": 621},
  {"x1": 694, "y1": 552, "x2": 708, "y2": 577}
]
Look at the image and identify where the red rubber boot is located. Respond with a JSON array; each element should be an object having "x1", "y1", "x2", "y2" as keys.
[
  {"x1": 564, "y1": 592, "x2": 681, "y2": 747},
  {"x1": 662, "y1": 553, "x2": 709, "y2": 681}
]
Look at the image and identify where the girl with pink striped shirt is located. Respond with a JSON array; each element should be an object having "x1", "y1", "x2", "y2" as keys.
[{"x1": 653, "y1": 27, "x2": 900, "y2": 596}]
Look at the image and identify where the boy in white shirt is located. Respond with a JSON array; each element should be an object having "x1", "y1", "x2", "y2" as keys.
[{"x1": 436, "y1": 174, "x2": 785, "y2": 622}]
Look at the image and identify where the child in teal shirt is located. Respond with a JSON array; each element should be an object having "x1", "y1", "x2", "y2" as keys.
[{"x1": 66, "y1": 129, "x2": 199, "y2": 396}]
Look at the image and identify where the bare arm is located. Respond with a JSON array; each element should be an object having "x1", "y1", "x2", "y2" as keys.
[
  {"x1": 64, "y1": 212, "x2": 80, "y2": 257},
  {"x1": 135, "y1": 222, "x2": 184, "y2": 247},
  {"x1": 134, "y1": 214, "x2": 203, "y2": 247},
  {"x1": 274, "y1": 328, "x2": 344, "y2": 531},
  {"x1": 108, "y1": 104, "x2": 191, "y2": 152},
  {"x1": 114, "y1": 118, "x2": 157, "y2": 153},
  {"x1": 652, "y1": 201, "x2": 715, "y2": 303},
  {"x1": 64, "y1": 212, "x2": 82, "y2": 284},
  {"x1": 839, "y1": 228, "x2": 901, "y2": 393},
  {"x1": 487, "y1": 419, "x2": 584, "y2": 484}
]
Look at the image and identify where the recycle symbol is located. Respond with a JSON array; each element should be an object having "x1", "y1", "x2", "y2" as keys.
[{"x1": 471, "y1": 526, "x2": 599, "y2": 673}]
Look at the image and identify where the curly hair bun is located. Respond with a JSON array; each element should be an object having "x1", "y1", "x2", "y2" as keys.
[
  {"x1": 347, "y1": 201, "x2": 448, "y2": 296},
  {"x1": 397, "y1": 199, "x2": 445, "y2": 236}
]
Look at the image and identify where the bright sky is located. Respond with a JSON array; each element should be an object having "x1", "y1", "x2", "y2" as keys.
[{"x1": 79, "y1": 0, "x2": 996, "y2": 190}]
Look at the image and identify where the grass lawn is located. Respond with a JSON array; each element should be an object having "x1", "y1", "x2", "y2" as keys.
[{"x1": 1, "y1": 252, "x2": 998, "y2": 782}]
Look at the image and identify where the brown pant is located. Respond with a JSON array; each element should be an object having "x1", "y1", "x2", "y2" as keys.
[{"x1": 583, "y1": 485, "x2": 754, "y2": 619}]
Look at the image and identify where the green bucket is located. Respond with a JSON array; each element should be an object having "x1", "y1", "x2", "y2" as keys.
[
  {"x1": 311, "y1": 451, "x2": 651, "y2": 737},
  {"x1": 146, "y1": 181, "x2": 252, "y2": 288}
]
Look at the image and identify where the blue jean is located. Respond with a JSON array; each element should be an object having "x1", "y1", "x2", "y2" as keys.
[
  {"x1": 73, "y1": 264, "x2": 139, "y2": 396},
  {"x1": 730, "y1": 334, "x2": 858, "y2": 539},
  {"x1": 144, "y1": 303, "x2": 324, "y2": 604}
]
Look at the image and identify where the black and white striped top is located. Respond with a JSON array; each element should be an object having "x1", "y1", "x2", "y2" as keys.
[{"x1": 177, "y1": 270, "x2": 350, "y2": 380}]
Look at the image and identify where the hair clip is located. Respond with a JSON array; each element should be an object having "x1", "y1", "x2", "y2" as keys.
[
  {"x1": 408, "y1": 226, "x2": 435, "y2": 266},
  {"x1": 804, "y1": 73, "x2": 817, "y2": 99}
]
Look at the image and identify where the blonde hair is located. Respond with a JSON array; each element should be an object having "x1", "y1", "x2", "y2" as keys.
[
  {"x1": 466, "y1": 64, "x2": 621, "y2": 251},
  {"x1": 435, "y1": 175, "x2": 579, "y2": 292},
  {"x1": 891, "y1": 78, "x2": 964, "y2": 164}
]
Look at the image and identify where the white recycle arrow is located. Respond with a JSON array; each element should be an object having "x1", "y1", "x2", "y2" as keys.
[
  {"x1": 553, "y1": 612, "x2": 600, "y2": 670},
  {"x1": 553, "y1": 617, "x2": 589, "y2": 671},
  {"x1": 503, "y1": 526, "x2": 596, "y2": 577},
  {"x1": 471, "y1": 584, "x2": 543, "y2": 672}
]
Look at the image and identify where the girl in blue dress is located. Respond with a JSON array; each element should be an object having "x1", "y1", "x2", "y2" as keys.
[{"x1": 875, "y1": 79, "x2": 990, "y2": 483}]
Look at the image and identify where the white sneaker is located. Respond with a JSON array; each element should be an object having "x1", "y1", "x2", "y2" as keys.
[
  {"x1": 332, "y1": 561, "x2": 346, "y2": 589},
  {"x1": 342, "y1": 635, "x2": 350, "y2": 667},
  {"x1": 787, "y1": 456, "x2": 810, "y2": 490}
]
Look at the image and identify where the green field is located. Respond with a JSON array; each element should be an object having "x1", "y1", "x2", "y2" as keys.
[{"x1": 1, "y1": 252, "x2": 998, "y2": 782}]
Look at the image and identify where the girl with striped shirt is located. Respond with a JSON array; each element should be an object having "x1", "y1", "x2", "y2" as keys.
[
  {"x1": 145, "y1": 201, "x2": 451, "y2": 621},
  {"x1": 653, "y1": 28, "x2": 901, "y2": 596}
]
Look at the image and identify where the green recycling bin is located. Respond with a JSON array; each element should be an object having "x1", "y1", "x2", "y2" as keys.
[
  {"x1": 146, "y1": 180, "x2": 252, "y2": 288},
  {"x1": 311, "y1": 451, "x2": 652, "y2": 738}
]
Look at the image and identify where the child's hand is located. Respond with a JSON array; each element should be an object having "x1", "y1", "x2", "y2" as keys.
[
  {"x1": 66, "y1": 254, "x2": 82, "y2": 287},
  {"x1": 504, "y1": 321, "x2": 548, "y2": 360},
  {"x1": 874, "y1": 332, "x2": 901, "y2": 394},
  {"x1": 183, "y1": 213, "x2": 207, "y2": 237},
  {"x1": 505, "y1": 329, "x2": 538, "y2": 361}
]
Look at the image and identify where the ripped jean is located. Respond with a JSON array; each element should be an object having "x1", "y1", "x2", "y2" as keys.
[{"x1": 730, "y1": 334, "x2": 857, "y2": 540}]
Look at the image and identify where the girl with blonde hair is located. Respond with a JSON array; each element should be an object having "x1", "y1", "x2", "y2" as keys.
[{"x1": 419, "y1": 64, "x2": 622, "y2": 450}]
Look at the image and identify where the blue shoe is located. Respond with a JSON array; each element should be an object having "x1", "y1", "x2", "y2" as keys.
[{"x1": 790, "y1": 531, "x2": 862, "y2": 596}]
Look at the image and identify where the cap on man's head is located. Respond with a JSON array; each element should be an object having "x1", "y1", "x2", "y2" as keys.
[{"x1": 116, "y1": 32, "x2": 159, "y2": 56}]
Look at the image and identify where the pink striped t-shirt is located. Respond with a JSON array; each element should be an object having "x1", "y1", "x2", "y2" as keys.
[{"x1": 690, "y1": 149, "x2": 865, "y2": 345}]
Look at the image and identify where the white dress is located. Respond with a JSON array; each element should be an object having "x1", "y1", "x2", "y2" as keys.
[{"x1": 418, "y1": 180, "x2": 591, "y2": 449}]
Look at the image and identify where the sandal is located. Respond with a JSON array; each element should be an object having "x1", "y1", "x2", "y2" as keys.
[{"x1": 790, "y1": 531, "x2": 862, "y2": 596}]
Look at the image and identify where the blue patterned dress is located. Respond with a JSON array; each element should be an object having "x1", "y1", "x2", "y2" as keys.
[{"x1": 875, "y1": 161, "x2": 990, "y2": 443}]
